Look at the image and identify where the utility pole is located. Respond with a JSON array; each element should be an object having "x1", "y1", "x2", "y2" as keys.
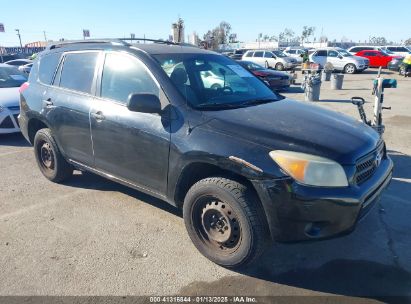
[
  {"x1": 15, "y1": 29, "x2": 23, "y2": 48},
  {"x1": 43, "y1": 31, "x2": 47, "y2": 42}
]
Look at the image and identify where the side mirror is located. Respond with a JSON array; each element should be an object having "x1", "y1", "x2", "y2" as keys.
[
  {"x1": 127, "y1": 93, "x2": 162, "y2": 114},
  {"x1": 338, "y1": 55, "x2": 343, "y2": 59}
]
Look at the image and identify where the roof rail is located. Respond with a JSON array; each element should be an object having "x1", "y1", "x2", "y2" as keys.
[
  {"x1": 47, "y1": 39, "x2": 130, "y2": 50},
  {"x1": 117, "y1": 37, "x2": 176, "y2": 45}
]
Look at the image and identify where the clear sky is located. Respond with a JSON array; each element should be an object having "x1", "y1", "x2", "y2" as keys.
[{"x1": 0, "y1": 0, "x2": 409, "y2": 46}]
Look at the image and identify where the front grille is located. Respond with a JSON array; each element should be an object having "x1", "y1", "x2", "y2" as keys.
[
  {"x1": 13, "y1": 114, "x2": 20, "y2": 127},
  {"x1": 7, "y1": 106, "x2": 20, "y2": 111},
  {"x1": 0, "y1": 116, "x2": 15, "y2": 129},
  {"x1": 355, "y1": 142, "x2": 385, "y2": 184}
]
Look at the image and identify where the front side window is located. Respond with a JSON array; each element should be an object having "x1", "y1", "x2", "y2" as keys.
[
  {"x1": 264, "y1": 52, "x2": 273, "y2": 58},
  {"x1": 328, "y1": 50, "x2": 339, "y2": 57},
  {"x1": 59, "y1": 52, "x2": 98, "y2": 94},
  {"x1": 101, "y1": 52, "x2": 159, "y2": 104},
  {"x1": 39, "y1": 52, "x2": 61, "y2": 85},
  {"x1": 244, "y1": 51, "x2": 253, "y2": 57},
  {"x1": 154, "y1": 53, "x2": 282, "y2": 110}
]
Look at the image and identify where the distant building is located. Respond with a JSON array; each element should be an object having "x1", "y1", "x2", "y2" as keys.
[
  {"x1": 25, "y1": 41, "x2": 47, "y2": 48},
  {"x1": 189, "y1": 32, "x2": 200, "y2": 46},
  {"x1": 171, "y1": 18, "x2": 185, "y2": 43}
]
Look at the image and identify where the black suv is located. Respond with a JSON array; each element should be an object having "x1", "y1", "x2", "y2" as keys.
[{"x1": 19, "y1": 39, "x2": 393, "y2": 268}]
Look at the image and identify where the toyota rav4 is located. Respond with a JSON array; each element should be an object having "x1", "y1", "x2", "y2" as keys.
[{"x1": 19, "y1": 39, "x2": 393, "y2": 268}]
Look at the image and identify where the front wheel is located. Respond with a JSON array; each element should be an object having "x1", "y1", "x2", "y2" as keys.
[
  {"x1": 34, "y1": 128, "x2": 73, "y2": 183},
  {"x1": 275, "y1": 63, "x2": 284, "y2": 71},
  {"x1": 344, "y1": 63, "x2": 356, "y2": 74},
  {"x1": 183, "y1": 177, "x2": 268, "y2": 268}
]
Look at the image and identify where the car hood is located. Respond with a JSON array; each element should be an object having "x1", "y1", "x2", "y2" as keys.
[
  {"x1": 352, "y1": 55, "x2": 368, "y2": 63},
  {"x1": 201, "y1": 99, "x2": 380, "y2": 164},
  {"x1": 0, "y1": 87, "x2": 20, "y2": 107}
]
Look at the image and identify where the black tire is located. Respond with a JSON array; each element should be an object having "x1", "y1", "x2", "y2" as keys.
[
  {"x1": 33, "y1": 128, "x2": 73, "y2": 183},
  {"x1": 183, "y1": 177, "x2": 268, "y2": 268},
  {"x1": 275, "y1": 63, "x2": 284, "y2": 71},
  {"x1": 210, "y1": 83, "x2": 222, "y2": 90},
  {"x1": 344, "y1": 63, "x2": 356, "y2": 74}
]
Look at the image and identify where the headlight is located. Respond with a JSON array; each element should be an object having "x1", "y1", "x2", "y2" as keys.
[{"x1": 269, "y1": 150, "x2": 348, "y2": 187}]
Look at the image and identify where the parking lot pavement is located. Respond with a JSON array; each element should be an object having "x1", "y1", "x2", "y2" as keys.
[{"x1": 0, "y1": 68, "x2": 410, "y2": 302}]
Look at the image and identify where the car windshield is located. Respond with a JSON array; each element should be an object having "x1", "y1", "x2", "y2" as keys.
[
  {"x1": 0, "y1": 65, "x2": 27, "y2": 88},
  {"x1": 272, "y1": 51, "x2": 287, "y2": 57},
  {"x1": 339, "y1": 49, "x2": 353, "y2": 57},
  {"x1": 154, "y1": 54, "x2": 281, "y2": 110}
]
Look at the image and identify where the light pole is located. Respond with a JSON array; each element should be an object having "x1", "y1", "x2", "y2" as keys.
[
  {"x1": 43, "y1": 31, "x2": 47, "y2": 42},
  {"x1": 15, "y1": 29, "x2": 23, "y2": 48}
]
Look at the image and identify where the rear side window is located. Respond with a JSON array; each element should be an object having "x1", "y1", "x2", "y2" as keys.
[
  {"x1": 59, "y1": 52, "x2": 98, "y2": 94},
  {"x1": 254, "y1": 51, "x2": 264, "y2": 57},
  {"x1": 101, "y1": 52, "x2": 159, "y2": 104},
  {"x1": 38, "y1": 53, "x2": 61, "y2": 85},
  {"x1": 315, "y1": 50, "x2": 327, "y2": 56}
]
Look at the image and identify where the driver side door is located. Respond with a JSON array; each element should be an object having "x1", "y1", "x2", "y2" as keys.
[{"x1": 90, "y1": 51, "x2": 171, "y2": 196}]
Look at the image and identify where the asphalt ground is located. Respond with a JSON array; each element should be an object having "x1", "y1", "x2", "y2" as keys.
[{"x1": 0, "y1": 68, "x2": 410, "y2": 303}]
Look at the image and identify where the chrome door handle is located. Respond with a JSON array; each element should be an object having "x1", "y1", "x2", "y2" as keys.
[
  {"x1": 42, "y1": 98, "x2": 53, "y2": 107},
  {"x1": 91, "y1": 112, "x2": 105, "y2": 121}
]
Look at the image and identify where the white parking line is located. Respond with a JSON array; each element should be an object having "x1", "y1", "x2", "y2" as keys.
[
  {"x1": 0, "y1": 149, "x2": 30, "y2": 157},
  {"x1": 0, "y1": 189, "x2": 90, "y2": 220}
]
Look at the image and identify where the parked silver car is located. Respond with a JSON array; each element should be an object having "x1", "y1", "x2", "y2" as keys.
[
  {"x1": 242, "y1": 50, "x2": 298, "y2": 71},
  {"x1": 309, "y1": 47, "x2": 369, "y2": 74},
  {"x1": 283, "y1": 47, "x2": 306, "y2": 63}
]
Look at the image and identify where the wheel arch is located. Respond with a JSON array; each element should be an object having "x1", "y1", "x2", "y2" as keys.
[{"x1": 27, "y1": 117, "x2": 50, "y2": 144}]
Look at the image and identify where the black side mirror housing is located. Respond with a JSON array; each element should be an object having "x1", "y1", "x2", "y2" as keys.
[
  {"x1": 338, "y1": 55, "x2": 343, "y2": 59},
  {"x1": 127, "y1": 93, "x2": 162, "y2": 114}
]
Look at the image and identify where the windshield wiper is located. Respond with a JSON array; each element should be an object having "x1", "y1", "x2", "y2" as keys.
[
  {"x1": 195, "y1": 102, "x2": 242, "y2": 110},
  {"x1": 238, "y1": 98, "x2": 278, "y2": 106}
]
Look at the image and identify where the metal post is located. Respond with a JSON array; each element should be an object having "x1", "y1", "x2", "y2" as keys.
[
  {"x1": 15, "y1": 29, "x2": 23, "y2": 48},
  {"x1": 43, "y1": 31, "x2": 47, "y2": 42}
]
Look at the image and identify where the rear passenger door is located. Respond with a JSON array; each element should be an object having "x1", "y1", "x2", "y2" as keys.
[
  {"x1": 252, "y1": 51, "x2": 265, "y2": 65},
  {"x1": 90, "y1": 51, "x2": 171, "y2": 195},
  {"x1": 44, "y1": 51, "x2": 100, "y2": 166},
  {"x1": 311, "y1": 50, "x2": 327, "y2": 67}
]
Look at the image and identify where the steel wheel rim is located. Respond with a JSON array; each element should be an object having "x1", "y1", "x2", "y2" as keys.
[
  {"x1": 346, "y1": 65, "x2": 355, "y2": 73},
  {"x1": 39, "y1": 141, "x2": 55, "y2": 171},
  {"x1": 193, "y1": 196, "x2": 242, "y2": 254}
]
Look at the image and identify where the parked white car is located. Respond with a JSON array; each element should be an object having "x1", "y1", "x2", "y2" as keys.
[
  {"x1": 242, "y1": 50, "x2": 298, "y2": 71},
  {"x1": 283, "y1": 48, "x2": 306, "y2": 63},
  {"x1": 0, "y1": 64, "x2": 27, "y2": 134},
  {"x1": 381, "y1": 46, "x2": 411, "y2": 56},
  {"x1": 309, "y1": 47, "x2": 369, "y2": 74}
]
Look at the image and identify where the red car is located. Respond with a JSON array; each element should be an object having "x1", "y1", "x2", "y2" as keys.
[{"x1": 355, "y1": 50, "x2": 402, "y2": 68}]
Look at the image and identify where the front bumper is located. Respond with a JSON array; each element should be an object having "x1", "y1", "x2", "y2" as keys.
[
  {"x1": 266, "y1": 78, "x2": 290, "y2": 90},
  {"x1": 284, "y1": 62, "x2": 299, "y2": 69},
  {"x1": 0, "y1": 108, "x2": 20, "y2": 134},
  {"x1": 252, "y1": 157, "x2": 393, "y2": 242}
]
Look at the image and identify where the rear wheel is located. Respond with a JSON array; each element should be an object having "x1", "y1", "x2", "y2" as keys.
[
  {"x1": 344, "y1": 63, "x2": 356, "y2": 74},
  {"x1": 275, "y1": 63, "x2": 284, "y2": 71},
  {"x1": 34, "y1": 128, "x2": 73, "y2": 183},
  {"x1": 183, "y1": 177, "x2": 268, "y2": 268}
]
